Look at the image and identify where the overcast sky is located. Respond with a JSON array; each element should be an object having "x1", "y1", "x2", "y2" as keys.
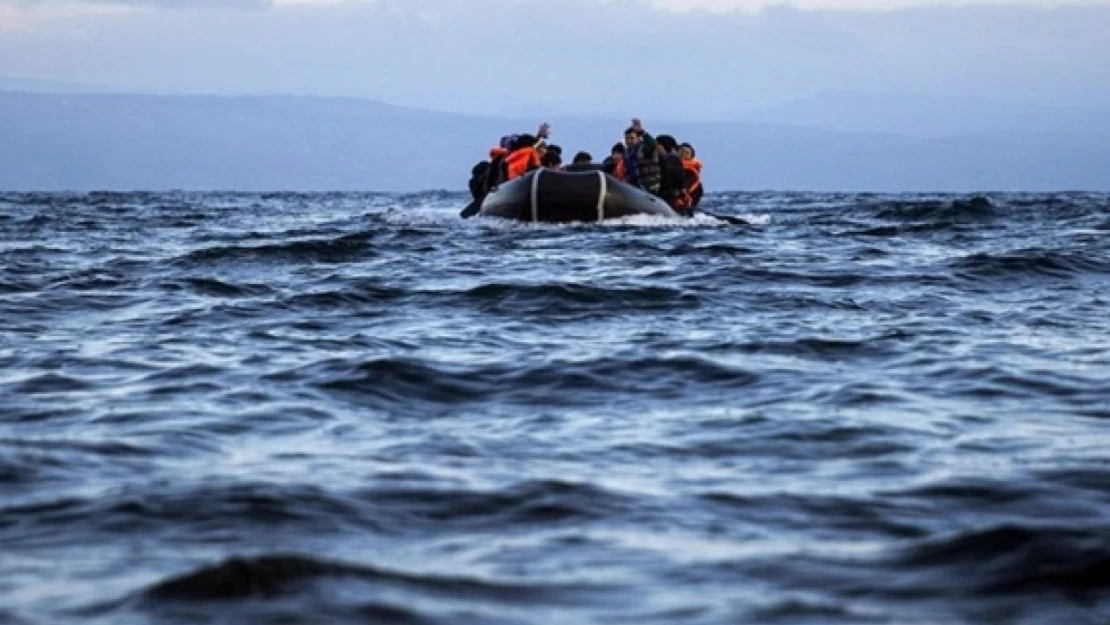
[{"x1": 3, "y1": 0, "x2": 1109, "y2": 119}]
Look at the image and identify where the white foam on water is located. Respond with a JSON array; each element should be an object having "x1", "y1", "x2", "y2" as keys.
[
  {"x1": 738, "y1": 213, "x2": 773, "y2": 226},
  {"x1": 376, "y1": 197, "x2": 772, "y2": 231}
]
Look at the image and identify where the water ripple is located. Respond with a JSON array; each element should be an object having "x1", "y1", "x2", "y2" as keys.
[{"x1": 2, "y1": 190, "x2": 1108, "y2": 625}]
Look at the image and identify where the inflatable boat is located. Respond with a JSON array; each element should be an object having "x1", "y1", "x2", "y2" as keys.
[{"x1": 478, "y1": 169, "x2": 679, "y2": 223}]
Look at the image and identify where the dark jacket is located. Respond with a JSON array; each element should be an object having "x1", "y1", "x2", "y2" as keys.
[
  {"x1": 657, "y1": 152, "x2": 688, "y2": 210},
  {"x1": 468, "y1": 160, "x2": 492, "y2": 201},
  {"x1": 624, "y1": 134, "x2": 661, "y2": 195}
]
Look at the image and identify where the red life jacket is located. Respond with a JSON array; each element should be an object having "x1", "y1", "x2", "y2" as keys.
[
  {"x1": 505, "y1": 147, "x2": 541, "y2": 181},
  {"x1": 675, "y1": 158, "x2": 703, "y2": 212}
]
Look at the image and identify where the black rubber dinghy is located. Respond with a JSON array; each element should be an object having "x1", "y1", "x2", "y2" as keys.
[{"x1": 479, "y1": 169, "x2": 679, "y2": 223}]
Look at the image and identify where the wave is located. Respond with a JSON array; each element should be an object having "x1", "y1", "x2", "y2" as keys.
[
  {"x1": 43, "y1": 269, "x2": 130, "y2": 292},
  {"x1": 735, "y1": 335, "x2": 904, "y2": 360},
  {"x1": 159, "y1": 277, "x2": 277, "y2": 299},
  {"x1": 700, "y1": 490, "x2": 927, "y2": 539},
  {"x1": 951, "y1": 249, "x2": 1110, "y2": 280},
  {"x1": 277, "y1": 280, "x2": 408, "y2": 310},
  {"x1": 169, "y1": 232, "x2": 377, "y2": 268},
  {"x1": 872, "y1": 196, "x2": 996, "y2": 221},
  {"x1": 905, "y1": 362, "x2": 1110, "y2": 408},
  {"x1": 844, "y1": 220, "x2": 980, "y2": 236},
  {"x1": 9, "y1": 372, "x2": 93, "y2": 394},
  {"x1": 143, "y1": 554, "x2": 397, "y2": 601},
  {"x1": 5, "y1": 189, "x2": 1110, "y2": 625},
  {"x1": 895, "y1": 524, "x2": 1110, "y2": 596},
  {"x1": 457, "y1": 281, "x2": 697, "y2": 316},
  {"x1": 263, "y1": 280, "x2": 704, "y2": 316},
  {"x1": 0, "y1": 482, "x2": 364, "y2": 547},
  {"x1": 304, "y1": 354, "x2": 760, "y2": 407},
  {"x1": 0, "y1": 279, "x2": 41, "y2": 294},
  {"x1": 136, "y1": 550, "x2": 614, "y2": 613}
]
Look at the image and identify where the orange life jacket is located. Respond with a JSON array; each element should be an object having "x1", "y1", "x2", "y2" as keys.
[
  {"x1": 505, "y1": 147, "x2": 541, "y2": 181},
  {"x1": 675, "y1": 158, "x2": 703, "y2": 212},
  {"x1": 489, "y1": 146, "x2": 509, "y2": 161}
]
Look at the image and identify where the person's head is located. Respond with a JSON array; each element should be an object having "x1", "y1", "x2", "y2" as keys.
[
  {"x1": 680, "y1": 142, "x2": 696, "y2": 160},
  {"x1": 547, "y1": 144, "x2": 563, "y2": 157},
  {"x1": 513, "y1": 134, "x2": 538, "y2": 150},
  {"x1": 573, "y1": 151, "x2": 592, "y2": 165},
  {"x1": 541, "y1": 151, "x2": 562, "y2": 170},
  {"x1": 657, "y1": 135, "x2": 678, "y2": 153},
  {"x1": 611, "y1": 142, "x2": 625, "y2": 160},
  {"x1": 499, "y1": 135, "x2": 516, "y2": 150},
  {"x1": 623, "y1": 126, "x2": 643, "y2": 148}
]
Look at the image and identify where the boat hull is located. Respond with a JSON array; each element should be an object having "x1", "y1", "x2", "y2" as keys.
[{"x1": 478, "y1": 169, "x2": 678, "y2": 222}]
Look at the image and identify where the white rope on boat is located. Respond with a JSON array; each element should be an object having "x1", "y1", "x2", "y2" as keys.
[
  {"x1": 530, "y1": 169, "x2": 543, "y2": 224},
  {"x1": 596, "y1": 171, "x2": 608, "y2": 222}
]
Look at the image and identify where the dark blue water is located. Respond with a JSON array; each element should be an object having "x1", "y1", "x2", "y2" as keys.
[{"x1": 2, "y1": 190, "x2": 1109, "y2": 625}]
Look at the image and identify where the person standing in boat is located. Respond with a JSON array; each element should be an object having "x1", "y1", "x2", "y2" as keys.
[{"x1": 619, "y1": 118, "x2": 662, "y2": 196}]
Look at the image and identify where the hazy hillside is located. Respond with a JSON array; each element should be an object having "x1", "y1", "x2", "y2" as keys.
[
  {"x1": 0, "y1": 77, "x2": 116, "y2": 95},
  {"x1": 2, "y1": 91, "x2": 1107, "y2": 192},
  {"x1": 730, "y1": 91, "x2": 1110, "y2": 141}
]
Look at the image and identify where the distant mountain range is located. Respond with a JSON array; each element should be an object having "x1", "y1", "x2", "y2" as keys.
[
  {"x1": 0, "y1": 77, "x2": 118, "y2": 95},
  {"x1": 2, "y1": 89, "x2": 1108, "y2": 192},
  {"x1": 726, "y1": 91, "x2": 1110, "y2": 141}
]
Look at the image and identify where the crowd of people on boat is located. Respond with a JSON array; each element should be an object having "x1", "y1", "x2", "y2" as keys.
[{"x1": 467, "y1": 119, "x2": 704, "y2": 217}]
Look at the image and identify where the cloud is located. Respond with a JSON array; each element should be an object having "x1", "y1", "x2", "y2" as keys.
[
  {"x1": 7, "y1": 0, "x2": 1110, "y2": 9},
  {"x1": 5, "y1": 0, "x2": 1110, "y2": 16},
  {"x1": 0, "y1": 4, "x2": 21, "y2": 30},
  {"x1": 4, "y1": 0, "x2": 272, "y2": 8},
  {"x1": 2, "y1": 0, "x2": 1109, "y2": 118},
  {"x1": 648, "y1": 0, "x2": 1110, "y2": 9}
]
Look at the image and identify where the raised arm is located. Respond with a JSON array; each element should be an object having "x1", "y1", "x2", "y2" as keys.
[{"x1": 632, "y1": 118, "x2": 657, "y2": 154}]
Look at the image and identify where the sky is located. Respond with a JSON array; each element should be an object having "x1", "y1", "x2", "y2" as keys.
[
  {"x1": 4, "y1": 0, "x2": 1110, "y2": 26},
  {"x1": 3, "y1": 0, "x2": 1109, "y2": 191},
  {"x1": 2, "y1": 0, "x2": 1110, "y2": 119}
]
